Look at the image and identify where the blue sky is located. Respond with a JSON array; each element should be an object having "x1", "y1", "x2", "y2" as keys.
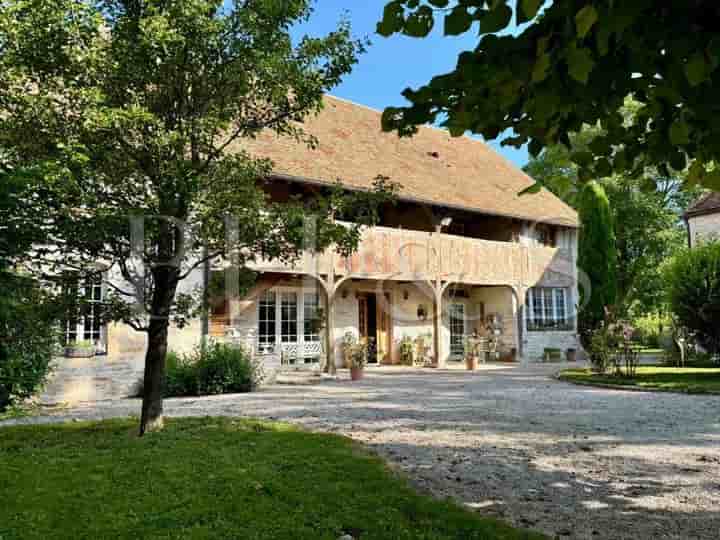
[{"x1": 292, "y1": 1, "x2": 530, "y2": 167}]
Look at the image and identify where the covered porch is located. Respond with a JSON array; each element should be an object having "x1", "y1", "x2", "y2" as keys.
[{"x1": 209, "y1": 272, "x2": 522, "y2": 372}]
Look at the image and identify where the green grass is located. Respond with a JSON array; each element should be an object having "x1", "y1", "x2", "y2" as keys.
[
  {"x1": 0, "y1": 417, "x2": 544, "y2": 540},
  {"x1": 559, "y1": 366, "x2": 720, "y2": 394}
]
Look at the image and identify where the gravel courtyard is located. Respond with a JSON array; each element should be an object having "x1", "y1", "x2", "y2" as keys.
[{"x1": 4, "y1": 363, "x2": 719, "y2": 539}]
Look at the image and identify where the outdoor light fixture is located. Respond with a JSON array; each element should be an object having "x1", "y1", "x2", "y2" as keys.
[
  {"x1": 403, "y1": 290, "x2": 409, "y2": 301},
  {"x1": 417, "y1": 304, "x2": 427, "y2": 321},
  {"x1": 341, "y1": 289, "x2": 348, "y2": 299},
  {"x1": 440, "y1": 216, "x2": 453, "y2": 228}
]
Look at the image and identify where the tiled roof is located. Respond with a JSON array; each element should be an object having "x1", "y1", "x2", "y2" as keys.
[
  {"x1": 234, "y1": 95, "x2": 579, "y2": 227},
  {"x1": 686, "y1": 192, "x2": 720, "y2": 218}
]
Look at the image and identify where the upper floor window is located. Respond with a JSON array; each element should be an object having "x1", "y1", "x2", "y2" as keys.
[
  {"x1": 525, "y1": 287, "x2": 571, "y2": 331},
  {"x1": 529, "y1": 224, "x2": 556, "y2": 247}
]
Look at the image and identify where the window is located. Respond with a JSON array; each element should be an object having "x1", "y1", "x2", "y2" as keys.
[
  {"x1": 303, "y1": 293, "x2": 321, "y2": 342},
  {"x1": 63, "y1": 275, "x2": 106, "y2": 353},
  {"x1": 280, "y1": 291, "x2": 298, "y2": 343},
  {"x1": 527, "y1": 224, "x2": 556, "y2": 247},
  {"x1": 258, "y1": 291, "x2": 277, "y2": 354},
  {"x1": 257, "y1": 288, "x2": 322, "y2": 355},
  {"x1": 525, "y1": 288, "x2": 571, "y2": 331},
  {"x1": 449, "y1": 303, "x2": 466, "y2": 358}
]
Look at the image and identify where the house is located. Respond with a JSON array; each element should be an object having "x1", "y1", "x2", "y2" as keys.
[
  {"x1": 210, "y1": 96, "x2": 580, "y2": 368},
  {"x1": 45, "y1": 96, "x2": 580, "y2": 403},
  {"x1": 685, "y1": 192, "x2": 720, "y2": 247}
]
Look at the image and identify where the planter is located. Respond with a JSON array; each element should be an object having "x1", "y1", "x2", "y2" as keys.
[
  {"x1": 64, "y1": 346, "x2": 95, "y2": 359},
  {"x1": 543, "y1": 348, "x2": 562, "y2": 363},
  {"x1": 465, "y1": 355, "x2": 478, "y2": 371},
  {"x1": 566, "y1": 348, "x2": 577, "y2": 362},
  {"x1": 350, "y1": 366, "x2": 364, "y2": 381}
]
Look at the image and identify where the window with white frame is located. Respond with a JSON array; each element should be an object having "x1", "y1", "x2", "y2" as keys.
[
  {"x1": 63, "y1": 275, "x2": 106, "y2": 353},
  {"x1": 525, "y1": 287, "x2": 571, "y2": 331},
  {"x1": 257, "y1": 288, "x2": 323, "y2": 355},
  {"x1": 303, "y1": 292, "x2": 321, "y2": 342},
  {"x1": 280, "y1": 291, "x2": 298, "y2": 343},
  {"x1": 258, "y1": 290, "x2": 277, "y2": 354}
]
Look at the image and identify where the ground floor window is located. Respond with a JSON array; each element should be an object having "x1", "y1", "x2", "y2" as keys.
[
  {"x1": 63, "y1": 275, "x2": 106, "y2": 354},
  {"x1": 257, "y1": 288, "x2": 322, "y2": 361},
  {"x1": 449, "y1": 303, "x2": 466, "y2": 358},
  {"x1": 525, "y1": 287, "x2": 571, "y2": 331}
]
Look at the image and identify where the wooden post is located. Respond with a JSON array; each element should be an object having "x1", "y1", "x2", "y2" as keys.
[
  {"x1": 324, "y1": 287, "x2": 336, "y2": 375},
  {"x1": 434, "y1": 286, "x2": 444, "y2": 368},
  {"x1": 514, "y1": 286, "x2": 526, "y2": 361}
]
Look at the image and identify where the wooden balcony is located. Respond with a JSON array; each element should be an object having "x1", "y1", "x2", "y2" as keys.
[{"x1": 246, "y1": 225, "x2": 575, "y2": 289}]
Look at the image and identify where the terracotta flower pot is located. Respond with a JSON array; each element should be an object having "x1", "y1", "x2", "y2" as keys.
[
  {"x1": 465, "y1": 356, "x2": 478, "y2": 371},
  {"x1": 350, "y1": 366, "x2": 364, "y2": 381}
]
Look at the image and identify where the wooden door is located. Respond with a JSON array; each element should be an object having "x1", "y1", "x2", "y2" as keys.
[{"x1": 358, "y1": 295, "x2": 369, "y2": 339}]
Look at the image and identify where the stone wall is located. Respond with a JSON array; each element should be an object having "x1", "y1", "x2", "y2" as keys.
[
  {"x1": 524, "y1": 331, "x2": 579, "y2": 362},
  {"x1": 688, "y1": 213, "x2": 720, "y2": 247}
]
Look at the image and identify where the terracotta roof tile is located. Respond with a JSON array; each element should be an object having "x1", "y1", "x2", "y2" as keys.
[
  {"x1": 686, "y1": 192, "x2": 720, "y2": 217},
  {"x1": 234, "y1": 96, "x2": 579, "y2": 228}
]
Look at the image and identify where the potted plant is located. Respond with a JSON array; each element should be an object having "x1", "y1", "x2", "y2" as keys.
[
  {"x1": 349, "y1": 338, "x2": 368, "y2": 381},
  {"x1": 464, "y1": 334, "x2": 482, "y2": 370},
  {"x1": 566, "y1": 348, "x2": 577, "y2": 362},
  {"x1": 64, "y1": 340, "x2": 96, "y2": 358},
  {"x1": 340, "y1": 332, "x2": 357, "y2": 368},
  {"x1": 399, "y1": 336, "x2": 415, "y2": 366}
]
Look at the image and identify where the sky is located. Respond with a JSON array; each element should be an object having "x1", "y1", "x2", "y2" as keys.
[{"x1": 291, "y1": 1, "x2": 531, "y2": 168}]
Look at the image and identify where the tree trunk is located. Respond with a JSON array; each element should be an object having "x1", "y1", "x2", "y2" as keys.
[
  {"x1": 139, "y1": 264, "x2": 180, "y2": 436},
  {"x1": 139, "y1": 316, "x2": 170, "y2": 435}
]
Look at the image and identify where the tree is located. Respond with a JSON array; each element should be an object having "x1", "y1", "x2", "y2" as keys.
[
  {"x1": 524, "y1": 128, "x2": 698, "y2": 315},
  {"x1": 0, "y1": 0, "x2": 389, "y2": 434},
  {"x1": 577, "y1": 181, "x2": 616, "y2": 346},
  {"x1": 378, "y1": 1, "x2": 720, "y2": 190},
  {"x1": 666, "y1": 242, "x2": 720, "y2": 355}
]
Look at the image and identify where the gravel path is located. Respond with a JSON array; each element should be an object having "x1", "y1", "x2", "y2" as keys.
[{"x1": 4, "y1": 363, "x2": 719, "y2": 540}]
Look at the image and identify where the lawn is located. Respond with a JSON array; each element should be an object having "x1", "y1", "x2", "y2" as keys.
[
  {"x1": 559, "y1": 366, "x2": 720, "y2": 394},
  {"x1": 0, "y1": 417, "x2": 544, "y2": 540}
]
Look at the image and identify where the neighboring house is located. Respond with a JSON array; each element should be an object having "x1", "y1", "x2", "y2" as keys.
[
  {"x1": 45, "y1": 96, "x2": 581, "y2": 403},
  {"x1": 685, "y1": 192, "x2": 720, "y2": 247}
]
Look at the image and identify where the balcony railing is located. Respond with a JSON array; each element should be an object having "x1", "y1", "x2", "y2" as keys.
[{"x1": 247, "y1": 225, "x2": 575, "y2": 289}]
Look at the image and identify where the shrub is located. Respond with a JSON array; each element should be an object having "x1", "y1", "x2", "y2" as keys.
[
  {"x1": 665, "y1": 243, "x2": 720, "y2": 354},
  {"x1": 0, "y1": 273, "x2": 59, "y2": 411},
  {"x1": 196, "y1": 343, "x2": 258, "y2": 395},
  {"x1": 134, "y1": 343, "x2": 259, "y2": 398},
  {"x1": 164, "y1": 351, "x2": 198, "y2": 397},
  {"x1": 632, "y1": 312, "x2": 671, "y2": 349}
]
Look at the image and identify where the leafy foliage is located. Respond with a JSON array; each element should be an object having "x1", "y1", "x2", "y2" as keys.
[
  {"x1": 0, "y1": 272, "x2": 59, "y2": 411},
  {"x1": 665, "y1": 242, "x2": 720, "y2": 354},
  {"x1": 196, "y1": 342, "x2": 258, "y2": 395},
  {"x1": 577, "y1": 181, "x2": 616, "y2": 346},
  {"x1": 0, "y1": 0, "x2": 387, "y2": 431},
  {"x1": 524, "y1": 123, "x2": 698, "y2": 315},
  {"x1": 379, "y1": 1, "x2": 720, "y2": 189},
  {"x1": 135, "y1": 343, "x2": 258, "y2": 398}
]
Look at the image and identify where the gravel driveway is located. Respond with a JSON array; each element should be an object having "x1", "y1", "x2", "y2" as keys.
[{"x1": 4, "y1": 363, "x2": 719, "y2": 539}]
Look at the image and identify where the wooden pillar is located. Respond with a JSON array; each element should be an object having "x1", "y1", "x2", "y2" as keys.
[
  {"x1": 434, "y1": 286, "x2": 444, "y2": 368},
  {"x1": 324, "y1": 287, "x2": 336, "y2": 375},
  {"x1": 514, "y1": 286, "x2": 526, "y2": 361}
]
